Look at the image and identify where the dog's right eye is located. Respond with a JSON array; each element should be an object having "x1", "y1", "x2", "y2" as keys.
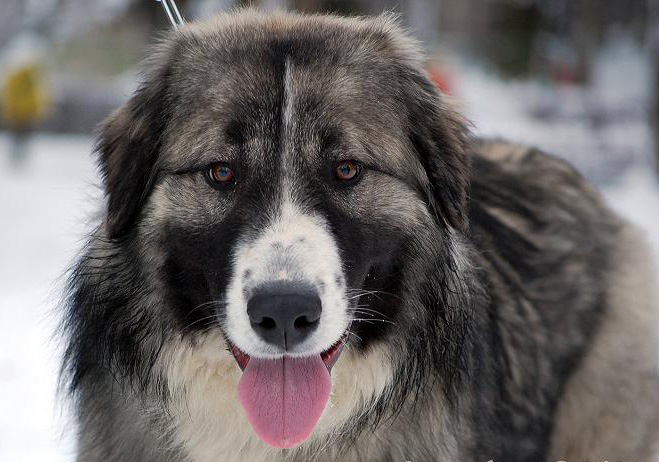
[{"x1": 207, "y1": 162, "x2": 236, "y2": 189}]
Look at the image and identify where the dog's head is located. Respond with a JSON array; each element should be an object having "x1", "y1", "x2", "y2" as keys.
[{"x1": 96, "y1": 10, "x2": 470, "y2": 451}]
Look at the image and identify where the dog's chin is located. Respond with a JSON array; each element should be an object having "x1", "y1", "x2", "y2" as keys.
[{"x1": 226, "y1": 331, "x2": 349, "y2": 449}]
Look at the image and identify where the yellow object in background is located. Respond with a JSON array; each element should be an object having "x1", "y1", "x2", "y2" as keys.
[{"x1": 1, "y1": 63, "x2": 50, "y2": 128}]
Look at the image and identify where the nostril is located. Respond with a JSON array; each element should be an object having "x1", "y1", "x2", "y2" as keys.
[
  {"x1": 255, "y1": 316, "x2": 277, "y2": 330},
  {"x1": 293, "y1": 315, "x2": 319, "y2": 330}
]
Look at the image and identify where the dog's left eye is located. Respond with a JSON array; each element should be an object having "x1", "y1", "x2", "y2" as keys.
[
  {"x1": 334, "y1": 160, "x2": 362, "y2": 183},
  {"x1": 207, "y1": 162, "x2": 236, "y2": 188}
]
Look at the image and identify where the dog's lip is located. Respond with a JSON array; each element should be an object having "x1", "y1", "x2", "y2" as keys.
[
  {"x1": 319, "y1": 331, "x2": 349, "y2": 370},
  {"x1": 227, "y1": 331, "x2": 349, "y2": 373},
  {"x1": 229, "y1": 342, "x2": 251, "y2": 371}
]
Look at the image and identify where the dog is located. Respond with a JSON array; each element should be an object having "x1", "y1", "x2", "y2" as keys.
[{"x1": 61, "y1": 9, "x2": 659, "y2": 462}]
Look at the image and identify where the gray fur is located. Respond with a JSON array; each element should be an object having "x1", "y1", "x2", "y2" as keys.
[{"x1": 61, "y1": 9, "x2": 659, "y2": 462}]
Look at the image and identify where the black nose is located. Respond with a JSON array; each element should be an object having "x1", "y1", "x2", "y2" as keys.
[{"x1": 247, "y1": 282, "x2": 322, "y2": 350}]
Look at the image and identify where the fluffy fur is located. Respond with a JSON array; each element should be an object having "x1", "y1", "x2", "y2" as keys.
[{"x1": 61, "y1": 9, "x2": 659, "y2": 461}]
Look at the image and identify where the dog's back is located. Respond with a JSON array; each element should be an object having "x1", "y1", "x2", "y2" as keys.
[{"x1": 470, "y1": 140, "x2": 659, "y2": 460}]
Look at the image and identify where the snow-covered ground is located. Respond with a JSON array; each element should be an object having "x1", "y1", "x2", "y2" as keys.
[
  {"x1": 1, "y1": 82, "x2": 658, "y2": 461},
  {"x1": 0, "y1": 134, "x2": 96, "y2": 462}
]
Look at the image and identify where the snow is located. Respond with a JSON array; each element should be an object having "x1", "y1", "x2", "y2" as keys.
[
  {"x1": 0, "y1": 134, "x2": 97, "y2": 462},
  {"x1": 453, "y1": 38, "x2": 654, "y2": 185},
  {"x1": 0, "y1": 71, "x2": 658, "y2": 461}
]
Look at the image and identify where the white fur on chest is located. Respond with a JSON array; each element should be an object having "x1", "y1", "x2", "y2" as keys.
[{"x1": 162, "y1": 331, "x2": 392, "y2": 462}]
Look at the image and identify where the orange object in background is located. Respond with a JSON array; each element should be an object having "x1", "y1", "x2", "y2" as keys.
[{"x1": 428, "y1": 65, "x2": 453, "y2": 96}]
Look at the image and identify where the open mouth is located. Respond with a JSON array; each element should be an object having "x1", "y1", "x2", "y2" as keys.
[
  {"x1": 227, "y1": 330, "x2": 349, "y2": 450},
  {"x1": 228, "y1": 330, "x2": 349, "y2": 372}
]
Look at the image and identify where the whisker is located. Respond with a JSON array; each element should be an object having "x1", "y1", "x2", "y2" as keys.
[
  {"x1": 351, "y1": 318, "x2": 396, "y2": 325},
  {"x1": 349, "y1": 306, "x2": 392, "y2": 319},
  {"x1": 350, "y1": 311, "x2": 389, "y2": 321},
  {"x1": 182, "y1": 314, "x2": 221, "y2": 331},
  {"x1": 187, "y1": 300, "x2": 227, "y2": 318},
  {"x1": 350, "y1": 305, "x2": 390, "y2": 315},
  {"x1": 345, "y1": 288, "x2": 403, "y2": 302},
  {"x1": 346, "y1": 331, "x2": 363, "y2": 343}
]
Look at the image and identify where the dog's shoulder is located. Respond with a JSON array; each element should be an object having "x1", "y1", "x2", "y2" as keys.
[
  {"x1": 466, "y1": 136, "x2": 624, "y2": 363},
  {"x1": 467, "y1": 138, "x2": 625, "y2": 288},
  {"x1": 468, "y1": 138, "x2": 619, "y2": 233},
  {"x1": 472, "y1": 138, "x2": 591, "y2": 191}
]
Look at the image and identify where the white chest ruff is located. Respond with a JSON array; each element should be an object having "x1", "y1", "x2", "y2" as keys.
[{"x1": 162, "y1": 331, "x2": 392, "y2": 462}]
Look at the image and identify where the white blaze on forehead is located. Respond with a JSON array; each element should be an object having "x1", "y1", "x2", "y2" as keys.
[
  {"x1": 224, "y1": 198, "x2": 349, "y2": 358},
  {"x1": 282, "y1": 57, "x2": 295, "y2": 135},
  {"x1": 223, "y1": 57, "x2": 349, "y2": 358}
]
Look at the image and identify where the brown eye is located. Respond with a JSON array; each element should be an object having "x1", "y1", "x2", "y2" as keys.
[
  {"x1": 334, "y1": 160, "x2": 361, "y2": 183},
  {"x1": 208, "y1": 162, "x2": 235, "y2": 187}
]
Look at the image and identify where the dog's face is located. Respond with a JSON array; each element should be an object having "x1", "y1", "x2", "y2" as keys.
[{"x1": 96, "y1": 11, "x2": 469, "y2": 451}]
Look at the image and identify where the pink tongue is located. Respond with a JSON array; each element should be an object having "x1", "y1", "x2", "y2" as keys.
[{"x1": 238, "y1": 355, "x2": 331, "y2": 449}]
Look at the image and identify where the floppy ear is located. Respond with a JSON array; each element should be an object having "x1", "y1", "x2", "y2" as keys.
[
  {"x1": 95, "y1": 58, "x2": 174, "y2": 239},
  {"x1": 403, "y1": 71, "x2": 471, "y2": 232}
]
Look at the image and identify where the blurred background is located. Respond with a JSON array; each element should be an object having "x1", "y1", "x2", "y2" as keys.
[{"x1": 1, "y1": 1, "x2": 658, "y2": 460}]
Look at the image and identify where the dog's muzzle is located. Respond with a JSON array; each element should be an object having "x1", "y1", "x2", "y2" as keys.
[{"x1": 223, "y1": 203, "x2": 351, "y2": 449}]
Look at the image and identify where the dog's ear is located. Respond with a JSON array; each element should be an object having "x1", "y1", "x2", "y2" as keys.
[
  {"x1": 401, "y1": 69, "x2": 471, "y2": 232},
  {"x1": 96, "y1": 55, "x2": 174, "y2": 240}
]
